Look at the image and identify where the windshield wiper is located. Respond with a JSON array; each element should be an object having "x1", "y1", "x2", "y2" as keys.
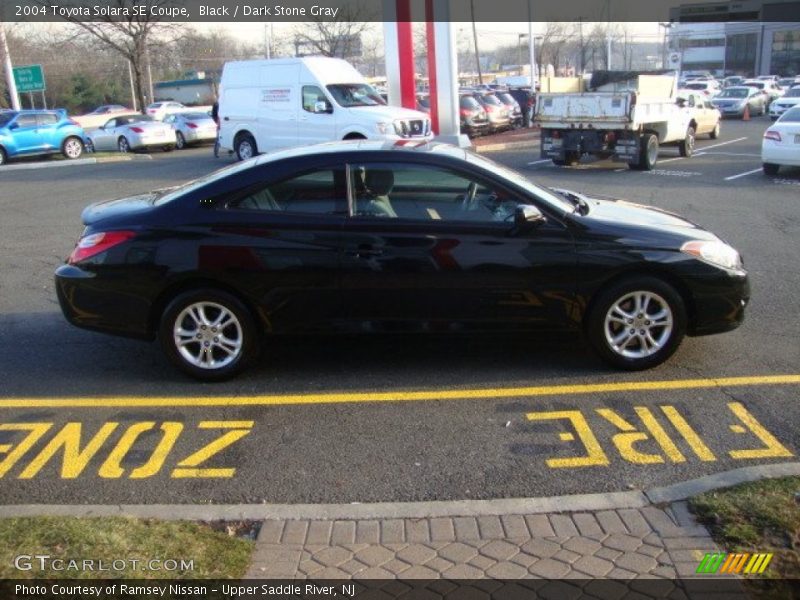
[{"x1": 549, "y1": 187, "x2": 590, "y2": 215}]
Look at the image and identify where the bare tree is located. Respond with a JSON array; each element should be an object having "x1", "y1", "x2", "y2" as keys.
[{"x1": 291, "y1": 3, "x2": 376, "y2": 59}]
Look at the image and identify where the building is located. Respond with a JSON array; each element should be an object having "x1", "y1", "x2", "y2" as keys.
[
  {"x1": 667, "y1": 0, "x2": 800, "y2": 76},
  {"x1": 154, "y1": 71, "x2": 218, "y2": 105}
]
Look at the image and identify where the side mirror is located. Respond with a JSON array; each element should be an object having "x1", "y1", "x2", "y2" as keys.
[
  {"x1": 314, "y1": 101, "x2": 332, "y2": 114},
  {"x1": 514, "y1": 205, "x2": 546, "y2": 228}
]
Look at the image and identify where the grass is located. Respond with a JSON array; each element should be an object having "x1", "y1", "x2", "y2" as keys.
[
  {"x1": 689, "y1": 476, "x2": 800, "y2": 594},
  {"x1": 0, "y1": 517, "x2": 254, "y2": 579}
]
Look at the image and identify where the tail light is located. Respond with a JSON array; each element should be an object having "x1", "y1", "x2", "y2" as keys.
[
  {"x1": 130, "y1": 127, "x2": 144, "y2": 133},
  {"x1": 459, "y1": 109, "x2": 470, "y2": 117},
  {"x1": 68, "y1": 231, "x2": 136, "y2": 264},
  {"x1": 186, "y1": 122, "x2": 198, "y2": 129},
  {"x1": 763, "y1": 130, "x2": 781, "y2": 142}
]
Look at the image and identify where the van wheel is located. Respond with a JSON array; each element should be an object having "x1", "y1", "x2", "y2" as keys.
[
  {"x1": 678, "y1": 127, "x2": 695, "y2": 157},
  {"x1": 235, "y1": 134, "x2": 257, "y2": 161}
]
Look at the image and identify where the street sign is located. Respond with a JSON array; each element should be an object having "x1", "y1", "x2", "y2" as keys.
[{"x1": 13, "y1": 64, "x2": 46, "y2": 93}]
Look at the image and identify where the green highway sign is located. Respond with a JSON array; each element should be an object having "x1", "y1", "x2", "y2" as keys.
[{"x1": 13, "y1": 64, "x2": 46, "y2": 93}]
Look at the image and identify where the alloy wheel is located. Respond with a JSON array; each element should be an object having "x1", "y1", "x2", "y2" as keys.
[
  {"x1": 603, "y1": 291, "x2": 673, "y2": 359},
  {"x1": 172, "y1": 302, "x2": 243, "y2": 370}
]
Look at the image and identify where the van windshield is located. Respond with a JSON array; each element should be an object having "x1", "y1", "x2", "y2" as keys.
[{"x1": 326, "y1": 84, "x2": 386, "y2": 107}]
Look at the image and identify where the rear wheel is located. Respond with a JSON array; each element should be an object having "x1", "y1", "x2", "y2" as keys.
[
  {"x1": 159, "y1": 289, "x2": 259, "y2": 381},
  {"x1": 235, "y1": 134, "x2": 257, "y2": 161},
  {"x1": 709, "y1": 122, "x2": 720, "y2": 139},
  {"x1": 0, "y1": 147, "x2": 6, "y2": 166},
  {"x1": 678, "y1": 127, "x2": 695, "y2": 157},
  {"x1": 763, "y1": 163, "x2": 780, "y2": 176},
  {"x1": 629, "y1": 133, "x2": 658, "y2": 170},
  {"x1": 587, "y1": 276, "x2": 686, "y2": 370},
  {"x1": 118, "y1": 137, "x2": 131, "y2": 153},
  {"x1": 62, "y1": 136, "x2": 84, "y2": 160},
  {"x1": 175, "y1": 131, "x2": 186, "y2": 149}
]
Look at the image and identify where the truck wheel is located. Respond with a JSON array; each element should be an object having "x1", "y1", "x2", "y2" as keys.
[
  {"x1": 630, "y1": 134, "x2": 658, "y2": 171},
  {"x1": 235, "y1": 134, "x2": 257, "y2": 161},
  {"x1": 678, "y1": 127, "x2": 695, "y2": 157}
]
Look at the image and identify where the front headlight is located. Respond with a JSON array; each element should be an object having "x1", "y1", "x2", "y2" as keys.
[{"x1": 681, "y1": 240, "x2": 743, "y2": 270}]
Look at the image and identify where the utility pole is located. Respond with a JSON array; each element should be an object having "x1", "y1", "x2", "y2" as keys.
[
  {"x1": 470, "y1": 0, "x2": 482, "y2": 84},
  {"x1": 578, "y1": 18, "x2": 585, "y2": 75},
  {"x1": 0, "y1": 21, "x2": 20, "y2": 110},
  {"x1": 527, "y1": 0, "x2": 536, "y2": 87},
  {"x1": 127, "y1": 60, "x2": 137, "y2": 111},
  {"x1": 606, "y1": 0, "x2": 612, "y2": 69}
]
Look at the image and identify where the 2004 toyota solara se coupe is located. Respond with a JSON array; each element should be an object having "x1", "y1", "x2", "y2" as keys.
[{"x1": 55, "y1": 141, "x2": 749, "y2": 380}]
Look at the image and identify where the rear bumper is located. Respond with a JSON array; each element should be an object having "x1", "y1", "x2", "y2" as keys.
[
  {"x1": 55, "y1": 264, "x2": 155, "y2": 340},
  {"x1": 762, "y1": 144, "x2": 800, "y2": 166}
]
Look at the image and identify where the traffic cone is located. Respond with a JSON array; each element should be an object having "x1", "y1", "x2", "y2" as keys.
[{"x1": 743, "y1": 103, "x2": 750, "y2": 121}]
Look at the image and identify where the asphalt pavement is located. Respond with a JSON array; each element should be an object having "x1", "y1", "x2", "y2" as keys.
[{"x1": 0, "y1": 118, "x2": 798, "y2": 506}]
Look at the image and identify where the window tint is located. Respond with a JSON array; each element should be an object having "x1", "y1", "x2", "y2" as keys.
[
  {"x1": 15, "y1": 115, "x2": 38, "y2": 127},
  {"x1": 350, "y1": 163, "x2": 518, "y2": 223},
  {"x1": 230, "y1": 168, "x2": 346, "y2": 215},
  {"x1": 302, "y1": 86, "x2": 329, "y2": 113}
]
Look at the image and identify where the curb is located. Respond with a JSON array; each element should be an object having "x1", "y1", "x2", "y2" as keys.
[
  {"x1": 0, "y1": 154, "x2": 152, "y2": 172},
  {"x1": 2, "y1": 462, "x2": 798, "y2": 521},
  {"x1": 475, "y1": 138, "x2": 539, "y2": 153}
]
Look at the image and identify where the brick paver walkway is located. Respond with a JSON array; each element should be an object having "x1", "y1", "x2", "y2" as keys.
[{"x1": 245, "y1": 502, "x2": 742, "y2": 590}]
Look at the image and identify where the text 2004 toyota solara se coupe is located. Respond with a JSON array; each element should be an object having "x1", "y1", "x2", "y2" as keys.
[{"x1": 55, "y1": 141, "x2": 749, "y2": 381}]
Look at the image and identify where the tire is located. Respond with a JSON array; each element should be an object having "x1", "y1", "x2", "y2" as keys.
[
  {"x1": 763, "y1": 163, "x2": 780, "y2": 176},
  {"x1": 118, "y1": 137, "x2": 131, "y2": 153},
  {"x1": 0, "y1": 147, "x2": 6, "y2": 166},
  {"x1": 564, "y1": 151, "x2": 580, "y2": 166},
  {"x1": 235, "y1": 134, "x2": 257, "y2": 161},
  {"x1": 61, "y1": 136, "x2": 84, "y2": 160},
  {"x1": 175, "y1": 131, "x2": 186, "y2": 149},
  {"x1": 159, "y1": 289, "x2": 259, "y2": 381},
  {"x1": 709, "y1": 122, "x2": 720, "y2": 140},
  {"x1": 586, "y1": 276, "x2": 687, "y2": 370},
  {"x1": 678, "y1": 127, "x2": 695, "y2": 157},
  {"x1": 552, "y1": 158, "x2": 567, "y2": 166},
  {"x1": 630, "y1": 133, "x2": 658, "y2": 170},
  {"x1": 162, "y1": 145, "x2": 175, "y2": 152}
]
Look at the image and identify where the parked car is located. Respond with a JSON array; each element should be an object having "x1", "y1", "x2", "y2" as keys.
[
  {"x1": 496, "y1": 91, "x2": 524, "y2": 128},
  {"x1": 756, "y1": 75, "x2": 779, "y2": 82},
  {"x1": 458, "y1": 93, "x2": 490, "y2": 137},
  {"x1": 762, "y1": 106, "x2": 800, "y2": 175},
  {"x1": 85, "y1": 114, "x2": 176, "y2": 153},
  {"x1": 777, "y1": 77, "x2": 800, "y2": 90},
  {"x1": 742, "y1": 80, "x2": 783, "y2": 105},
  {"x1": 0, "y1": 109, "x2": 85, "y2": 166},
  {"x1": 466, "y1": 91, "x2": 511, "y2": 133},
  {"x1": 769, "y1": 86, "x2": 800, "y2": 119},
  {"x1": 73, "y1": 105, "x2": 134, "y2": 130},
  {"x1": 711, "y1": 86, "x2": 767, "y2": 118},
  {"x1": 683, "y1": 81, "x2": 721, "y2": 98},
  {"x1": 676, "y1": 90, "x2": 721, "y2": 139},
  {"x1": 723, "y1": 76, "x2": 745, "y2": 88},
  {"x1": 163, "y1": 111, "x2": 217, "y2": 149},
  {"x1": 146, "y1": 101, "x2": 187, "y2": 121},
  {"x1": 55, "y1": 141, "x2": 749, "y2": 380}
]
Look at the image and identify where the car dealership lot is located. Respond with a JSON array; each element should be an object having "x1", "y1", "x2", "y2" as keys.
[{"x1": 0, "y1": 116, "x2": 797, "y2": 506}]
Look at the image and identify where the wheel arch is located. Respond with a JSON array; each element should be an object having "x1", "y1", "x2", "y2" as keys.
[
  {"x1": 582, "y1": 266, "x2": 697, "y2": 333},
  {"x1": 148, "y1": 277, "x2": 266, "y2": 337},
  {"x1": 342, "y1": 130, "x2": 368, "y2": 140}
]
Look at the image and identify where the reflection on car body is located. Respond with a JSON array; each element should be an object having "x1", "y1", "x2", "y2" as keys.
[{"x1": 55, "y1": 141, "x2": 750, "y2": 381}]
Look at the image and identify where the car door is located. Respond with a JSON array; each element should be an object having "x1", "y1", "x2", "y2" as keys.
[
  {"x1": 36, "y1": 112, "x2": 60, "y2": 150},
  {"x1": 90, "y1": 118, "x2": 118, "y2": 151},
  {"x1": 297, "y1": 85, "x2": 337, "y2": 145},
  {"x1": 8, "y1": 113, "x2": 41, "y2": 154},
  {"x1": 338, "y1": 160, "x2": 577, "y2": 331},
  {"x1": 203, "y1": 163, "x2": 348, "y2": 333}
]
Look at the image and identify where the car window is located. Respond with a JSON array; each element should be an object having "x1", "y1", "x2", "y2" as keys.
[
  {"x1": 349, "y1": 163, "x2": 517, "y2": 223},
  {"x1": 15, "y1": 114, "x2": 38, "y2": 128},
  {"x1": 229, "y1": 168, "x2": 346, "y2": 215},
  {"x1": 302, "y1": 85, "x2": 329, "y2": 113},
  {"x1": 37, "y1": 113, "x2": 58, "y2": 126},
  {"x1": 779, "y1": 107, "x2": 800, "y2": 122}
]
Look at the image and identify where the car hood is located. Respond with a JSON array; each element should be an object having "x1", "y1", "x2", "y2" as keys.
[
  {"x1": 578, "y1": 195, "x2": 718, "y2": 242},
  {"x1": 345, "y1": 105, "x2": 429, "y2": 122}
]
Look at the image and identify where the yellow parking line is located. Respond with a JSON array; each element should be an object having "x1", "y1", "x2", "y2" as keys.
[{"x1": 0, "y1": 374, "x2": 798, "y2": 409}]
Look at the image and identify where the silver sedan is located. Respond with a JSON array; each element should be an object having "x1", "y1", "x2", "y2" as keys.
[
  {"x1": 86, "y1": 114, "x2": 177, "y2": 153},
  {"x1": 163, "y1": 112, "x2": 217, "y2": 149}
]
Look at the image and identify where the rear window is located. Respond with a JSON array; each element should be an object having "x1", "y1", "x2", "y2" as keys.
[
  {"x1": 481, "y1": 94, "x2": 504, "y2": 106},
  {"x1": 780, "y1": 106, "x2": 800, "y2": 122},
  {"x1": 149, "y1": 103, "x2": 163, "y2": 109},
  {"x1": 460, "y1": 96, "x2": 481, "y2": 109},
  {"x1": 182, "y1": 112, "x2": 210, "y2": 120}
]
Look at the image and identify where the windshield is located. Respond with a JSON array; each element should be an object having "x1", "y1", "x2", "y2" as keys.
[
  {"x1": 718, "y1": 89, "x2": 748, "y2": 98},
  {"x1": 780, "y1": 106, "x2": 800, "y2": 122},
  {"x1": 326, "y1": 84, "x2": 386, "y2": 107},
  {"x1": 117, "y1": 115, "x2": 153, "y2": 125},
  {"x1": 466, "y1": 152, "x2": 573, "y2": 213},
  {"x1": 183, "y1": 112, "x2": 211, "y2": 120},
  {"x1": 686, "y1": 83, "x2": 707, "y2": 90}
]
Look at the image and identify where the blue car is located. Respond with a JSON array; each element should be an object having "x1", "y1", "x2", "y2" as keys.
[{"x1": 0, "y1": 109, "x2": 86, "y2": 166}]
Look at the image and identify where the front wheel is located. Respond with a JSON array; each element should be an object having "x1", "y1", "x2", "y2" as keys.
[
  {"x1": 159, "y1": 289, "x2": 259, "y2": 381},
  {"x1": 62, "y1": 136, "x2": 84, "y2": 160},
  {"x1": 0, "y1": 147, "x2": 7, "y2": 166},
  {"x1": 586, "y1": 277, "x2": 686, "y2": 370},
  {"x1": 678, "y1": 127, "x2": 695, "y2": 157},
  {"x1": 235, "y1": 134, "x2": 257, "y2": 161}
]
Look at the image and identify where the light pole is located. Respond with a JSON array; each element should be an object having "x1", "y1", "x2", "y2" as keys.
[
  {"x1": 0, "y1": 21, "x2": 20, "y2": 110},
  {"x1": 659, "y1": 22, "x2": 673, "y2": 70},
  {"x1": 527, "y1": 0, "x2": 536, "y2": 88}
]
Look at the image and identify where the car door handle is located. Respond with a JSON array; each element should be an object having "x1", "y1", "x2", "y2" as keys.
[{"x1": 347, "y1": 246, "x2": 383, "y2": 259}]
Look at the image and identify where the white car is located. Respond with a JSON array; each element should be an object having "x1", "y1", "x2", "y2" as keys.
[
  {"x1": 163, "y1": 111, "x2": 217, "y2": 149},
  {"x1": 683, "y1": 81, "x2": 721, "y2": 98},
  {"x1": 677, "y1": 90, "x2": 721, "y2": 138},
  {"x1": 769, "y1": 86, "x2": 800, "y2": 119},
  {"x1": 743, "y1": 80, "x2": 783, "y2": 105},
  {"x1": 145, "y1": 101, "x2": 187, "y2": 121},
  {"x1": 762, "y1": 106, "x2": 800, "y2": 175},
  {"x1": 86, "y1": 114, "x2": 177, "y2": 153}
]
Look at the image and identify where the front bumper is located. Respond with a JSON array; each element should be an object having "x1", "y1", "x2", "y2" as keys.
[{"x1": 688, "y1": 269, "x2": 750, "y2": 336}]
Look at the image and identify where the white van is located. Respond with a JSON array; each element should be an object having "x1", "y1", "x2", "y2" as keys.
[{"x1": 218, "y1": 57, "x2": 433, "y2": 160}]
